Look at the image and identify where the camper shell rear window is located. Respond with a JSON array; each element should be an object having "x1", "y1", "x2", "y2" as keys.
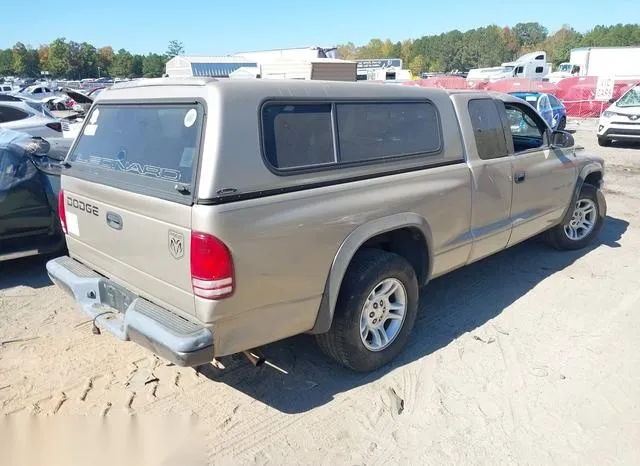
[{"x1": 67, "y1": 102, "x2": 204, "y2": 203}]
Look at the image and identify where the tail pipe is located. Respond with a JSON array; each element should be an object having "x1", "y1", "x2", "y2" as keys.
[{"x1": 242, "y1": 349, "x2": 265, "y2": 367}]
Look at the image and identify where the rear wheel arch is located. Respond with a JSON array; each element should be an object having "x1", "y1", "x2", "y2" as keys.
[{"x1": 309, "y1": 213, "x2": 433, "y2": 334}]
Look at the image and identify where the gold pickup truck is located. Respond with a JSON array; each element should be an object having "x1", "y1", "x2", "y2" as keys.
[{"x1": 47, "y1": 78, "x2": 605, "y2": 372}]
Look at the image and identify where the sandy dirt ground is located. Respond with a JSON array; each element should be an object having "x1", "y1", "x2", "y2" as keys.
[{"x1": 1, "y1": 119, "x2": 639, "y2": 465}]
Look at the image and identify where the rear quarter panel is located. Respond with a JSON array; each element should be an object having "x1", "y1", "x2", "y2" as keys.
[{"x1": 193, "y1": 85, "x2": 473, "y2": 355}]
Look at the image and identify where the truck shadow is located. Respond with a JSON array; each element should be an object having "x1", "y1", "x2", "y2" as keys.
[
  {"x1": 197, "y1": 215, "x2": 628, "y2": 413},
  {"x1": 0, "y1": 255, "x2": 54, "y2": 290}
]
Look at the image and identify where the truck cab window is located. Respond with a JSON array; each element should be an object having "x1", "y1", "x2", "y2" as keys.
[
  {"x1": 504, "y1": 103, "x2": 547, "y2": 153},
  {"x1": 468, "y1": 99, "x2": 508, "y2": 160}
]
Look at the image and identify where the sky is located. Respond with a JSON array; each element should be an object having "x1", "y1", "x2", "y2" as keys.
[{"x1": 2, "y1": 0, "x2": 638, "y2": 55}]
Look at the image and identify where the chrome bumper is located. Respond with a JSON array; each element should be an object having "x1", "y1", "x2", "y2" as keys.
[{"x1": 46, "y1": 256, "x2": 213, "y2": 367}]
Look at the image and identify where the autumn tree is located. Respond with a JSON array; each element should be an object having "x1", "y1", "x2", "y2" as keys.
[{"x1": 96, "y1": 46, "x2": 115, "y2": 76}]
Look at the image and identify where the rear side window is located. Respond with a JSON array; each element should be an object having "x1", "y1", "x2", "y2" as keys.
[
  {"x1": 548, "y1": 95, "x2": 562, "y2": 107},
  {"x1": 336, "y1": 102, "x2": 440, "y2": 162},
  {"x1": 262, "y1": 101, "x2": 441, "y2": 170},
  {"x1": 0, "y1": 105, "x2": 29, "y2": 123},
  {"x1": 262, "y1": 104, "x2": 335, "y2": 169},
  {"x1": 468, "y1": 99, "x2": 508, "y2": 160},
  {"x1": 69, "y1": 104, "x2": 201, "y2": 184}
]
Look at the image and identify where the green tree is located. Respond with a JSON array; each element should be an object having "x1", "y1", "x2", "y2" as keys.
[
  {"x1": 26, "y1": 49, "x2": 41, "y2": 77},
  {"x1": 47, "y1": 38, "x2": 70, "y2": 77},
  {"x1": 357, "y1": 39, "x2": 387, "y2": 59},
  {"x1": 541, "y1": 26, "x2": 583, "y2": 66},
  {"x1": 109, "y1": 48, "x2": 133, "y2": 77},
  {"x1": 131, "y1": 54, "x2": 144, "y2": 77},
  {"x1": 142, "y1": 53, "x2": 166, "y2": 77},
  {"x1": 389, "y1": 41, "x2": 402, "y2": 59},
  {"x1": 0, "y1": 49, "x2": 13, "y2": 76},
  {"x1": 513, "y1": 22, "x2": 548, "y2": 48},
  {"x1": 458, "y1": 26, "x2": 509, "y2": 70},
  {"x1": 581, "y1": 24, "x2": 640, "y2": 47},
  {"x1": 66, "y1": 41, "x2": 84, "y2": 79},
  {"x1": 166, "y1": 40, "x2": 185, "y2": 58},
  {"x1": 12, "y1": 42, "x2": 40, "y2": 77},
  {"x1": 79, "y1": 42, "x2": 98, "y2": 78}
]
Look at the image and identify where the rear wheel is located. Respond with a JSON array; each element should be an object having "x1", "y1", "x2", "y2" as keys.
[
  {"x1": 597, "y1": 136, "x2": 610, "y2": 146},
  {"x1": 316, "y1": 249, "x2": 418, "y2": 372},
  {"x1": 545, "y1": 184, "x2": 604, "y2": 250}
]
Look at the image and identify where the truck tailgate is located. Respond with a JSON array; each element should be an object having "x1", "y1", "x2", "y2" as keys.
[{"x1": 62, "y1": 176, "x2": 195, "y2": 317}]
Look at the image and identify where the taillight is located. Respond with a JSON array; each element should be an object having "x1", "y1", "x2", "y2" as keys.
[
  {"x1": 190, "y1": 232, "x2": 234, "y2": 299},
  {"x1": 58, "y1": 190, "x2": 67, "y2": 234},
  {"x1": 46, "y1": 122, "x2": 63, "y2": 132}
]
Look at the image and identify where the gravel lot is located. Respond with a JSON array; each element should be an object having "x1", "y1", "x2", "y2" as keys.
[{"x1": 1, "y1": 119, "x2": 639, "y2": 465}]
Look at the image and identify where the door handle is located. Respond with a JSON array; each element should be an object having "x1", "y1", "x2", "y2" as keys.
[{"x1": 514, "y1": 172, "x2": 526, "y2": 183}]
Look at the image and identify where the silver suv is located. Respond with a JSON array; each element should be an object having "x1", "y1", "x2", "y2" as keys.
[{"x1": 47, "y1": 78, "x2": 606, "y2": 372}]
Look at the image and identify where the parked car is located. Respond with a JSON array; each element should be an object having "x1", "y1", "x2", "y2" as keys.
[
  {"x1": 19, "y1": 84, "x2": 57, "y2": 100},
  {"x1": 47, "y1": 79, "x2": 605, "y2": 372},
  {"x1": 0, "y1": 84, "x2": 14, "y2": 94},
  {"x1": 509, "y1": 91, "x2": 567, "y2": 130},
  {"x1": 0, "y1": 129, "x2": 71, "y2": 261},
  {"x1": 597, "y1": 83, "x2": 640, "y2": 146},
  {"x1": 0, "y1": 99, "x2": 64, "y2": 138}
]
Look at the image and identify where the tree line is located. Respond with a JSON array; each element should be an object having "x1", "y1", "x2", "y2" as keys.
[
  {"x1": 0, "y1": 40, "x2": 185, "y2": 80},
  {"x1": 1, "y1": 23, "x2": 639, "y2": 80},
  {"x1": 338, "y1": 23, "x2": 640, "y2": 75}
]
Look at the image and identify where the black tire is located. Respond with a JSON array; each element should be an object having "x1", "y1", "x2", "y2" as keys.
[
  {"x1": 557, "y1": 116, "x2": 567, "y2": 131},
  {"x1": 598, "y1": 136, "x2": 610, "y2": 147},
  {"x1": 545, "y1": 184, "x2": 604, "y2": 251},
  {"x1": 316, "y1": 249, "x2": 419, "y2": 372}
]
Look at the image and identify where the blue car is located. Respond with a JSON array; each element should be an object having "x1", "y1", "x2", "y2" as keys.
[{"x1": 509, "y1": 92, "x2": 567, "y2": 131}]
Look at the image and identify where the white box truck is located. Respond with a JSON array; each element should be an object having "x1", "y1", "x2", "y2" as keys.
[{"x1": 547, "y1": 46, "x2": 640, "y2": 82}]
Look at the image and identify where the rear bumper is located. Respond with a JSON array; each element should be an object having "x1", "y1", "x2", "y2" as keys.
[{"x1": 46, "y1": 256, "x2": 213, "y2": 367}]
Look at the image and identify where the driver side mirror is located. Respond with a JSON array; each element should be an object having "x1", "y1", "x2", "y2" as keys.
[{"x1": 550, "y1": 130, "x2": 574, "y2": 148}]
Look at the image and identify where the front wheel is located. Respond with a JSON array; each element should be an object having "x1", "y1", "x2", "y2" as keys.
[
  {"x1": 598, "y1": 136, "x2": 610, "y2": 147},
  {"x1": 316, "y1": 249, "x2": 418, "y2": 372},
  {"x1": 545, "y1": 184, "x2": 604, "y2": 250}
]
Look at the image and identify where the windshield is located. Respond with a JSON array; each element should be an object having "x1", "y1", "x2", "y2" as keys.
[
  {"x1": 617, "y1": 86, "x2": 640, "y2": 108},
  {"x1": 69, "y1": 104, "x2": 202, "y2": 185}
]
